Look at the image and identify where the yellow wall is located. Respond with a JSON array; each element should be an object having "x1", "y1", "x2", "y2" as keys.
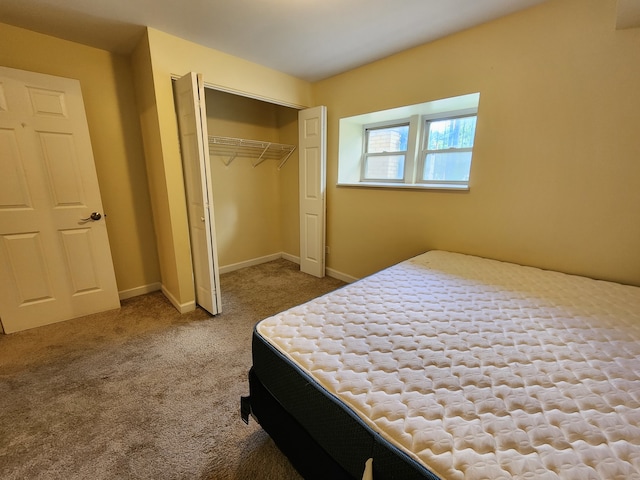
[
  {"x1": 131, "y1": 31, "x2": 192, "y2": 309},
  {"x1": 0, "y1": 22, "x2": 160, "y2": 295},
  {"x1": 314, "y1": 0, "x2": 640, "y2": 286},
  {"x1": 6, "y1": 0, "x2": 635, "y2": 316},
  {"x1": 205, "y1": 90, "x2": 300, "y2": 266},
  {"x1": 132, "y1": 28, "x2": 312, "y2": 309},
  {"x1": 277, "y1": 109, "x2": 301, "y2": 258}
]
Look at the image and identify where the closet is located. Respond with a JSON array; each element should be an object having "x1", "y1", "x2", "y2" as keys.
[
  {"x1": 174, "y1": 72, "x2": 326, "y2": 315},
  {"x1": 204, "y1": 88, "x2": 300, "y2": 271}
]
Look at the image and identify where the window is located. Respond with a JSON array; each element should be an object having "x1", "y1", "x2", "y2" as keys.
[
  {"x1": 363, "y1": 123, "x2": 409, "y2": 181},
  {"x1": 338, "y1": 93, "x2": 480, "y2": 190},
  {"x1": 420, "y1": 114, "x2": 477, "y2": 186}
]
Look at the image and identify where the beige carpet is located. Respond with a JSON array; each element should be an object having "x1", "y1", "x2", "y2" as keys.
[{"x1": 0, "y1": 259, "x2": 346, "y2": 480}]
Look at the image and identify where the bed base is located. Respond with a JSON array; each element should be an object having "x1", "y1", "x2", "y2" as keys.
[
  {"x1": 244, "y1": 368, "x2": 353, "y2": 479},
  {"x1": 243, "y1": 332, "x2": 438, "y2": 480}
]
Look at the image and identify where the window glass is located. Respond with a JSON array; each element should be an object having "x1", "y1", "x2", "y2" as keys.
[
  {"x1": 365, "y1": 155, "x2": 405, "y2": 180},
  {"x1": 426, "y1": 116, "x2": 476, "y2": 150},
  {"x1": 367, "y1": 125, "x2": 409, "y2": 153},
  {"x1": 363, "y1": 124, "x2": 409, "y2": 181},
  {"x1": 422, "y1": 115, "x2": 476, "y2": 183},
  {"x1": 423, "y1": 151, "x2": 472, "y2": 181}
]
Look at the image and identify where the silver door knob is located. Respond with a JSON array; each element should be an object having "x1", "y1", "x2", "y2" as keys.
[{"x1": 81, "y1": 212, "x2": 102, "y2": 221}]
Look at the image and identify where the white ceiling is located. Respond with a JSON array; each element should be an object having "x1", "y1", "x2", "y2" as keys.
[{"x1": 0, "y1": 0, "x2": 551, "y2": 82}]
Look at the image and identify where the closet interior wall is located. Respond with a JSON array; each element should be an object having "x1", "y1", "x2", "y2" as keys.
[{"x1": 204, "y1": 88, "x2": 300, "y2": 269}]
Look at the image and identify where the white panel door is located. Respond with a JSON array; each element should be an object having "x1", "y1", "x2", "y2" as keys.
[
  {"x1": 298, "y1": 106, "x2": 327, "y2": 278},
  {"x1": 174, "y1": 73, "x2": 221, "y2": 315},
  {"x1": 0, "y1": 66, "x2": 120, "y2": 334}
]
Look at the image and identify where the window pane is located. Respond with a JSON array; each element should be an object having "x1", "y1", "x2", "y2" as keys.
[
  {"x1": 423, "y1": 152, "x2": 471, "y2": 182},
  {"x1": 427, "y1": 116, "x2": 476, "y2": 150},
  {"x1": 367, "y1": 125, "x2": 409, "y2": 153},
  {"x1": 365, "y1": 155, "x2": 405, "y2": 180}
]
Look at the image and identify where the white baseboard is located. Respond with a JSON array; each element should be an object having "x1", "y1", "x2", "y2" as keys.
[
  {"x1": 118, "y1": 282, "x2": 195, "y2": 314},
  {"x1": 161, "y1": 285, "x2": 196, "y2": 313},
  {"x1": 281, "y1": 252, "x2": 300, "y2": 264},
  {"x1": 118, "y1": 282, "x2": 161, "y2": 300},
  {"x1": 326, "y1": 267, "x2": 358, "y2": 284},
  {"x1": 116, "y1": 255, "x2": 356, "y2": 314},
  {"x1": 219, "y1": 252, "x2": 295, "y2": 274},
  {"x1": 219, "y1": 251, "x2": 357, "y2": 284}
]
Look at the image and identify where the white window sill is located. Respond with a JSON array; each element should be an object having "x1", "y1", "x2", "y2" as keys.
[{"x1": 336, "y1": 182, "x2": 469, "y2": 191}]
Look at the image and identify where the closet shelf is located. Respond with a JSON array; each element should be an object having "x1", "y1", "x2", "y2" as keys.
[{"x1": 208, "y1": 135, "x2": 296, "y2": 170}]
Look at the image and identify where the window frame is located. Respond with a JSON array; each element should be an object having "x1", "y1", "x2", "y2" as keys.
[
  {"x1": 361, "y1": 120, "x2": 410, "y2": 183},
  {"x1": 417, "y1": 111, "x2": 478, "y2": 188},
  {"x1": 337, "y1": 93, "x2": 480, "y2": 191}
]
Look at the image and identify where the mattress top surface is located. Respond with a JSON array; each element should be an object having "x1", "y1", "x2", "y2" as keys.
[{"x1": 256, "y1": 251, "x2": 640, "y2": 480}]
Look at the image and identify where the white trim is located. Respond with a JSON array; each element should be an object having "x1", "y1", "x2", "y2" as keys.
[
  {"x1": 161, "y1": 285, "x2": 196, "y2": 313},
  {"x1": 421, "y1": 107, "x2": 479, "y2": 122},
  {"x1": 118, "y1": 282, "x2": 162, "y2": 300},
  {"x1": 169, "y1": 73, "x2": 308, "y2": 109},
  {"x1": 281, "y1": 252, "x2": 301, "y2": 264},
  {"x1": 326, "y1": 267, "x2": 358, "y2": 284},
  {"x1": 362, "y1": 120, "x2": 410, "y2": 182},
  {"x1": 202, "y1": 82, "x2": 308, "y2": 110},
  {"x1": 219, "y1": 253, "x2": 284, "y2": 274},
  {"x1": 417, "y1": 111, "x2": 477, "y2": 187},
  {"x1": 219, "y1": 251, "x2": 357, "y2": 283},
  {"x1": 156, "y1": 253, "x2": 353, "y2": 315},
  {"x1": 337, "y1": 182, "x2": 469, "y2": 191}
]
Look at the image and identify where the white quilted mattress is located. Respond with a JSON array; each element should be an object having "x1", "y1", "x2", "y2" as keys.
[{"x1": 256, "y1": 251, "x2": 640, "y2": 480}]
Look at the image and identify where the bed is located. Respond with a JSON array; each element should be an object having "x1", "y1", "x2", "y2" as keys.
[{"x1": 241, "y1": 250, "x2": 640, "y2": 479}]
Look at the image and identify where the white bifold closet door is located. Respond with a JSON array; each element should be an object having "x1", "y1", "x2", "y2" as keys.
[
  {"x1": 299, "y1": 106, "x2": 327, "y2": 278},
  {"x1": 174, "y1": 72, "x2": 221, "y2": 315}
]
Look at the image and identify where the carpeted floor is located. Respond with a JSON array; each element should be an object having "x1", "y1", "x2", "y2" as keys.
[{"x1": 0, "y1": 258, "x2": 346, "y2": 480}]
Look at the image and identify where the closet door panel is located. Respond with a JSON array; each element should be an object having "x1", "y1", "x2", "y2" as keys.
[
  {"x1": 174, "y1": 72, "x2": 221, "y2": 315},
  {"x1": 298, "y1": 106, "x2": 326, "y2": 278}
]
